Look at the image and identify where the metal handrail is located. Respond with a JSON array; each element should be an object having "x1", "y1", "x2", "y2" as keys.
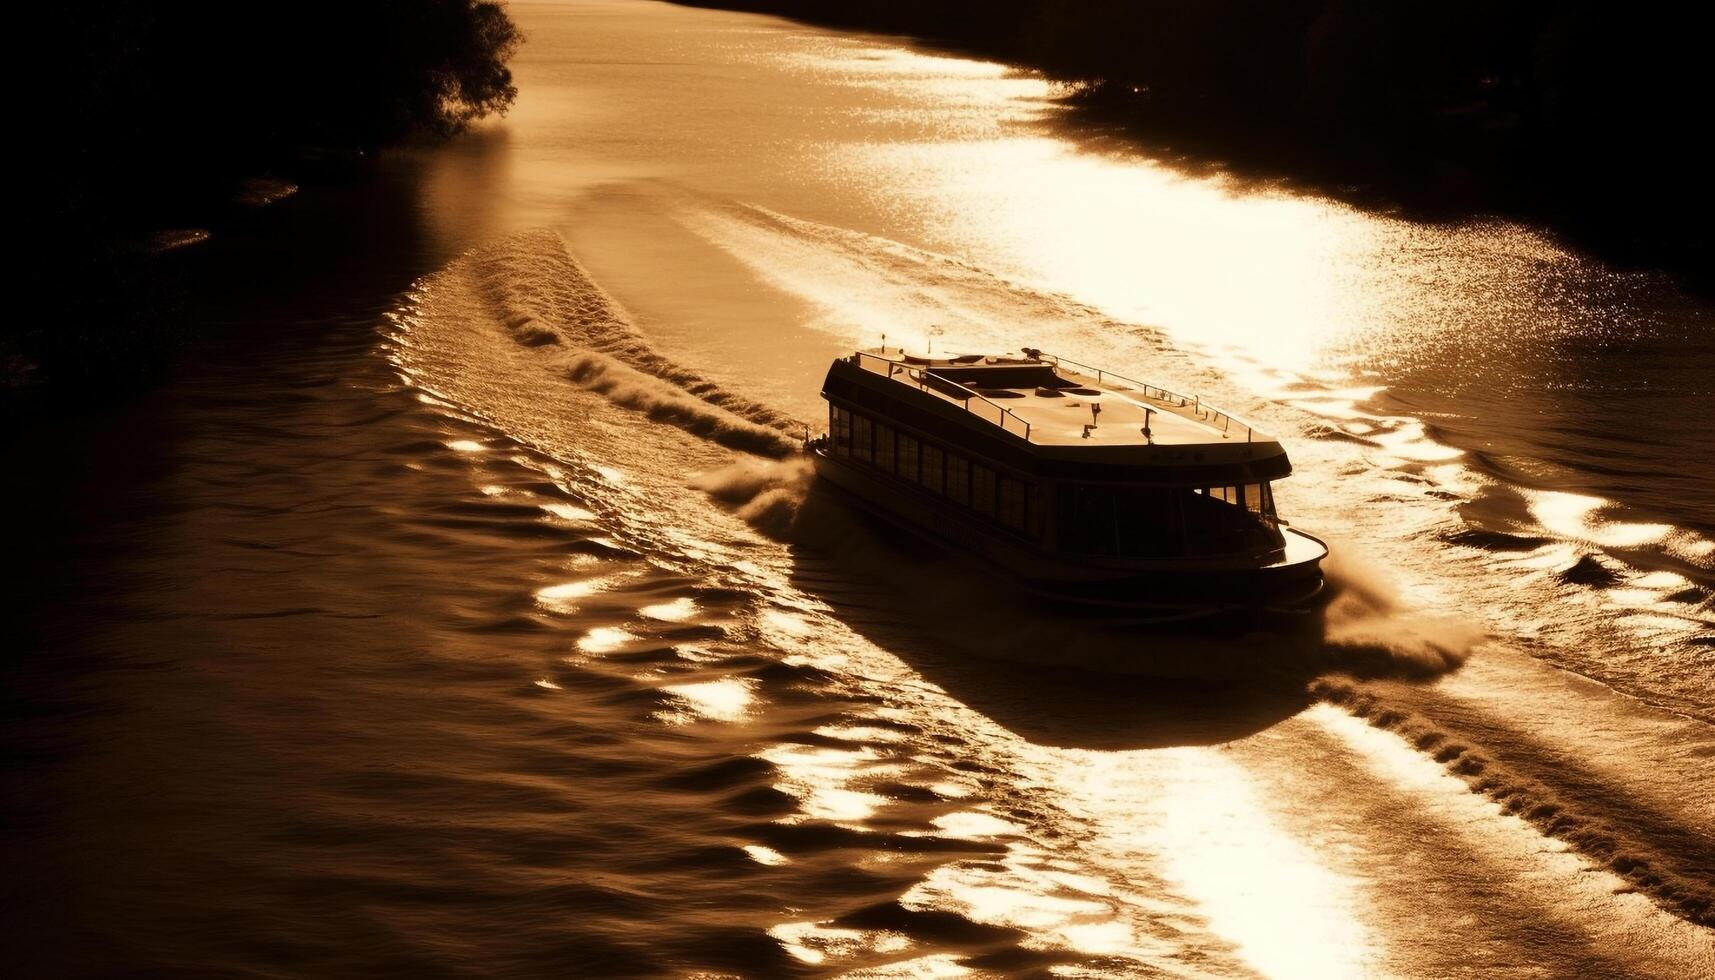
[
  {"x1": 852, "y1": 350, "x2": 1033, "y2": 441},
  {"x1": 1039, "y1": 352, "x2": 1256, "y2": 442}
]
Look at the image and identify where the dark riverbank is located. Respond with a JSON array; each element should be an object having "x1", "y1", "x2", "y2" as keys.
[
  {"x1": 8, "y1": 1, "x2": 521, "y2": 419},
  {"x1": 673, "y1": 0, "x2": 1710, "y2": 292}
]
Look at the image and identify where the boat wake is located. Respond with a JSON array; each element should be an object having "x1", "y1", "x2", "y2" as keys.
[
  {"x1": 402, "y1": 226, "x2": 1479, "y2": 682},
  {"x1": 1317, "y1": 540, "x2": 1483, "y2": 677},
  {"x1": 677, "y1": 199, "x2": 1713, "y2": 720},
  {"x1": 382, "y1": 222, "x2": 1711, "y2": 950},
  {"x1": 690, "y1": 457, "x2": 818, "y2": 536},
  {"x1": 414, "y1": 227, "x2": 805, "y2": 456},
  {"x1": 1310, "y1": 677, "x2": 1715, "y2": 926}
]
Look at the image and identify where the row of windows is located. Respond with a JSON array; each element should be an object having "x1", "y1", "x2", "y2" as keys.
[
  {"x1": 831, "y1": 405, "x2": 1031, "y2": 534},
  {"x1": 828, "y1": 405, "x2": 1281, "y2": 558},
  {"x1": 1057, "y1": 484, "x2": 1280, "y2": 558},
  {"x1": 1200, "y1": 482, "x2": 1275, "y2": 519}
]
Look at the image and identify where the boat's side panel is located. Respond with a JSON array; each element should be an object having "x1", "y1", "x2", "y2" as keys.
[
  {"x1": 811, "y1": 448, "x2": 1325, "y2": 614},
  {"x1": 822, "y1": 358, "x2": 1294, "y2": 485}
]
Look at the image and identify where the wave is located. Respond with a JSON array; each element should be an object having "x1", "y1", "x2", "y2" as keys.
[
  {"x1": 1312, "y1": 677, "x2": 1714, "y2": 927},
  {"x1": 566, "y1": 352, "x2": 800, "y2": 458},
  {"x1": 680, "y1": 201, "x2": 1151, "y2": 358},
  {"x1": 690, "y1": 457, "x2": 818, "y2": 536},
  {"x1": 1316, "y1": 540, "x2": 1482, "y2": 677},
  {"x1": 422, "y1": 228, "x2": 805, "y2": 454}
]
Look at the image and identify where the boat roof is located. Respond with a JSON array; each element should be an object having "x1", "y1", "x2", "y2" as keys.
[{"x1": 845, "y1": 349, "x2": 1273, "y2": 453}]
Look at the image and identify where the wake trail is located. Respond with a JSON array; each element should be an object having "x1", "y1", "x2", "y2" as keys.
[
  {"x1": 1312, "y1": 677, "x2": 1715, "y2": 927},
  {"x1": 410, "y1": 223, "x2": 1481, "y2": 686},
  {"x1": 429, "y1": 228, "x2": 804, "y2": 457},
  {"x1": 383, "y1": 216, "x2": 1715, "y2": 936}
]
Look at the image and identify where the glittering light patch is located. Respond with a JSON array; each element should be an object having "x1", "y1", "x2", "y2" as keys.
[
  {"x1": 540, "y1": 501, "x2": 596, "y2": 522},
  {"x1": 535, "y1": 576, "x2": 618, "y2": 614},
  {"x1": 766, "y1": 918, "x2": 926, "y2": 970},
  {"x1": 900, "y1": 848, "x2": 1141, "y2": 960},
  {"x1": 1527, "y1": 490, "x2": 1672, "y2": 548},
  {"x1": 674, "y1": 644, "x2": 723, "y2": 663},
  {"x1": 767, "y1": 921, "x2": 867, "y2": 966},
  {"x1": 639, "y1": 596, "x2": 698, "y2": 622},
  {"x1": 842, "y1": 953, "x2": 969, "y2": 977},
  {"x1": 533, "y1": 678, "x2": 560, "y2": 690},
  {"x1": 918, "y1": 879, "x2": 1106, "y2": 930},
  {"x1": 759, "y1": 607, "x2": 816, "y2": 636},
  {"x1": 815, "y1": 724, "x2": 910, "y2": 744},
  {"x1": 929, "y1": 810, "x2": 1022, "y2": 839},
  {"x1": 1605, "y1": 587, "x2": 1668, "y2": 608},
  {"x1": 1059, "y1": 747, "x2": 1373, "y2": 978},
  {"x1": 1632, "y1": 571, "x2": 1689, "y2": 590},
  {"x1": 446, "y1": 439, "x2": 486, "y2": 453},
  {"x1": 1056, "y1": 919, "x2": 1135, "y2": 956},
  {"x1": 1369, "y1": 418, "x2": 1465, "y2": 462},
  {"x1": 576, "y1": 626, "x2": 635, "y2": 653},
  {"x1": 660, "y1": 678, "x2": 756, "y2": 723},
  {"x1": 743, "y1": 844, "x2": 787, "y2": 866},
  {"x1": 761, "y1": 744, "x2": 893, "y2": 825},
  {"x1": 799, "y1": 786, "x2": 888, "y2": 823}
]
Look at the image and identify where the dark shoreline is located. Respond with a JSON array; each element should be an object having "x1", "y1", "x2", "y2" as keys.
[
  {"x1": 9, "y1": 0, "x2": 521, "y2": 422},
  {"x1": 6, "y1": 155, "x2": 370, "y2": 425},
  {"x1": 672, "y1": 0, "x2": 1710, "y2": 295}
]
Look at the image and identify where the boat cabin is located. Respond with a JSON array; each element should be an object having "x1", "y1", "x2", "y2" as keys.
[{"x1": 820, "y1": 349, "x2": 1293, "y2": 562}]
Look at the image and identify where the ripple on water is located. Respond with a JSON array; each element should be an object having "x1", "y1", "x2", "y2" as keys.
[
  {"x1": 534, "y1": 576, "x2": 625, "y2": 614},
  {"x1": 639, "y1": 596, "x2": 698, "y2": 621},
  {"x1": 658, "y1": 677, "x2": 757, "y2": 724}
]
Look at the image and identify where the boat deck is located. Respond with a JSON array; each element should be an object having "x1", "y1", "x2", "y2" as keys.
[{"x1": 853, "y1": 350, "x2": 1262, "y2": 448}]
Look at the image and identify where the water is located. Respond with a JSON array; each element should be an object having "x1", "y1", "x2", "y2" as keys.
[{"x1": 6, "y1": 0, "x2": 1712, "y2": 974}]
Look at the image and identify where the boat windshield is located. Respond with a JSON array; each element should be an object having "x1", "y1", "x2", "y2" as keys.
[{"x1": 1056, "y1": 483, "x2": 1280, "y2": 557}]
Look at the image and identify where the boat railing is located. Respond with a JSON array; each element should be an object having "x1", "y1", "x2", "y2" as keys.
[
  {"x1": 852, "y1": 350, "x2": 1034, "y2": 441},
  {"x1": 1039, "y1": 352, "x2": 1256, "y2": 442}
]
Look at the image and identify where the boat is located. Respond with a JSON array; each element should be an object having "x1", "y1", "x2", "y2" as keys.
[{"x1": 809, "y1": 347, "x2": 1329, "y2": 622}]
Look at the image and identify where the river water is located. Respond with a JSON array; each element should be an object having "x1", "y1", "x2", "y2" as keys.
[{"x1": 6, "y1": 1, "x2": 1712, "y2": 975}]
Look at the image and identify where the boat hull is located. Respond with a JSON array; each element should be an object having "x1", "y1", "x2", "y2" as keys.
[{"x1": 810, "y1": 447, "x2": 1327, "y2": 623}]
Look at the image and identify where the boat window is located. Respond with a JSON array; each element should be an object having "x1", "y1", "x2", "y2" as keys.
[
  {"x1": 945, "y1": 455, "x2": 969, "y2": 506},
  {"x1": 1057, "y1": 485, "x2": 1119, "y2": 556},
  {"x1": 831, "y1": 406, "x2": 851, "y2": 456},
  {"x1": 999, "y1": 478, "x2": 1025, "y2": 530},
  {"x1": 876, "y1": 425, "x2": 896, "y2": 474},
  {"x1": 971, "y1": 465, "x2": 996, "y2": 517},
  {"x1": 920, "y1": 445, "x2": 944, "y2": 494},
  {"x1": 897, "y1": 434, "x2": 919, "y2": 482},
  {"x1": 1198, "y1": 483, "x2": 1278, "y2": 522},
  {"x1": 1182, "y1": 484, "x2": 1279, "y2": 553},
  {"x1": 1059, "y1": 484, "x2": 1280, "y2": 558},
  {"x1": 853, "y1": 415, "x2": 873, "y2": 464},
  {"x1": 1250, "y1": 483, "x2": 1277, "y2": 520}
]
